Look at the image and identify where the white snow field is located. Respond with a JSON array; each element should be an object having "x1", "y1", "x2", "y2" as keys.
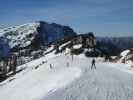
[{"x1": 0, "y1": 53, "x2": 133, "y2": 100}]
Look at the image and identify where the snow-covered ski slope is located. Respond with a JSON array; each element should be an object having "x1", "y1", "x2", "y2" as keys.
[
  {"x1": 0, "y1": 52, "x2": 133, "y2": 100},
  {"x1": 44, "y1": 55, "x2": 133, "y2": 100}
]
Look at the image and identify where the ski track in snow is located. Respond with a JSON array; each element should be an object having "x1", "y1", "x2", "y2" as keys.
[{"x1": 43, "y1": 56, "x2": 133, "y2": 100}]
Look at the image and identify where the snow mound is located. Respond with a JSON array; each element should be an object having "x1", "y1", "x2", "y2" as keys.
[
  {"x1": 119, "y1": 48, "x2": 133, "y2": 65},
  {"x1": 120, "y1": 50, "x2": 130, "y2": 57},
  {"x1": 73, "y1": 44, "x2": 82, "y2": 49}
]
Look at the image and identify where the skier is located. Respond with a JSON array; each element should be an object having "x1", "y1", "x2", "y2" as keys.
[
  {"x1": 91, "y1": 58, "x2": 96, "y2": 69},
  {"x1": 50, "y1": 64, "x2": 53, "y2": 69},
  {"x1": 71, "y1": 54, "x2": 74, "y2": 61}
]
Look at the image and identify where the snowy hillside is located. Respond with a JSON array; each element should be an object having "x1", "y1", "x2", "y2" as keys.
[
  {"x1": 0, "y1": 22, "x2": 39, "y2": 48},
  {"x1": 0, "y1": 49, "x2": 82, "y2": 100},
  {"x1": 0, "y1": 48, "x2": 133, "y2": 100}
]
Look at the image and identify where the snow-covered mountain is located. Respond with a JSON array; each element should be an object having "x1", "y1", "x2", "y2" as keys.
[
  {"x1": 0, "y1": 21, "x2": 76, "y2": 57},
  {"x1": 96, "y1": 37, "x2": 133, "y2": 56}
]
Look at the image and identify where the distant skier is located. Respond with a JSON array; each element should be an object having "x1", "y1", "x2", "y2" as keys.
[
  {"x1": 91, "y1": 58, "x2": 96, "y2": 69},
  {"x1": 50, "y1": 64, "x2": 53, "y2": 69},
  {"x1": 71, "y1": 54, "x2": 74, "y2": 61}
]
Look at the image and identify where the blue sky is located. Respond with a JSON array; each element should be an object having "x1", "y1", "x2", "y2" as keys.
[{"x1": 0, "y1": 0, "x2": 133, "y2": 36}]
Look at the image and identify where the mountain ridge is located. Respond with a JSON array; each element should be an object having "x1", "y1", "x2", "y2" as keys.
[{"x1": 0, "y1": 21, "x2": 76, "y2": 58}]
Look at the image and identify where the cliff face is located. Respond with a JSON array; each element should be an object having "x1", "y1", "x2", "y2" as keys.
[{"x1": 36, "y1": 21, "x2": 76, "y2": 45}]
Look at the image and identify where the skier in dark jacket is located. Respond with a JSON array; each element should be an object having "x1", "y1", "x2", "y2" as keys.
[{"x1": 91, "y1": 58, "x2": 96, "y2": 69}]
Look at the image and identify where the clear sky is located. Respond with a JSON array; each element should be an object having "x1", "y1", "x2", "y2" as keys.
[{"x1": 0, "y1": 0, "x2": 133, "y2": 36}]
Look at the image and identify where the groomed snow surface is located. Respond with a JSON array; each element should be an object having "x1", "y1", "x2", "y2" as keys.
[{"x1": 0, "y1": 53, "x2": 133, "y2": 100}]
